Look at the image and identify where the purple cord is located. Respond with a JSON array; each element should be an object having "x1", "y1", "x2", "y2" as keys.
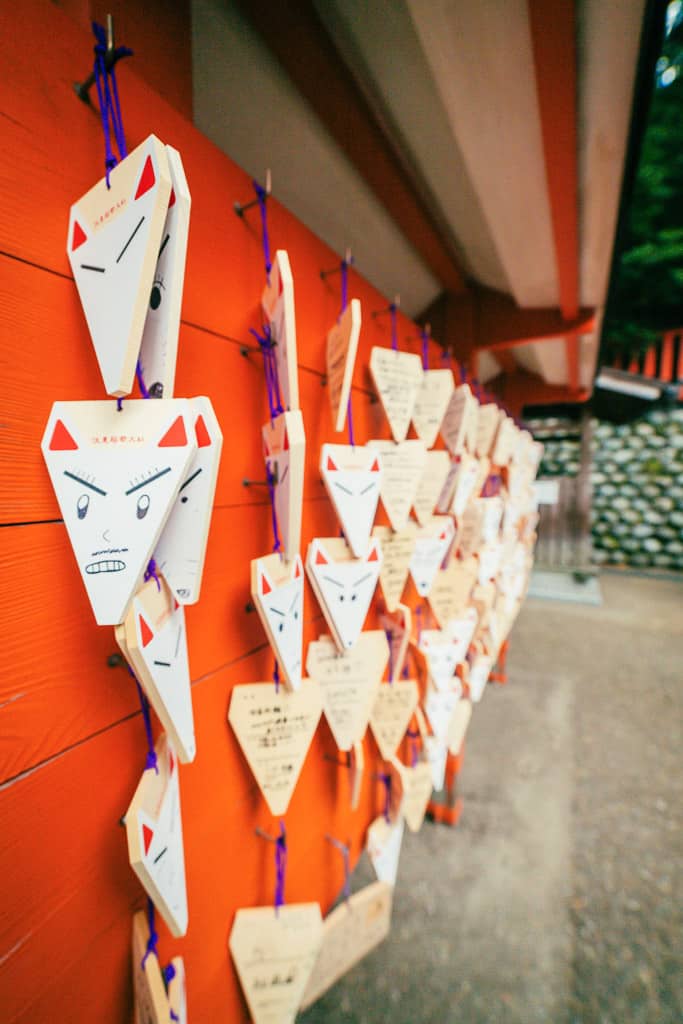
[
  {"x1": 275, "y1": 821, "x2": 287, "y2": 913},
  {"x1": 441, "y1": 348, "x2": 452, "y2": 367},
  {"x1": 162, "y1": 964, "x2": 180, "y2": 1021},
  {"x1": 340, "y1": 260, "x2": 348, "y2": 318},
  {"x1": 128, "y1": 667, "x2": 158, "y2": 774},
  {"x1": 140, "y1": 898, "x2": 158, "y2": 969},
  {"x1": 379, "y1": 773, "x2": 392, "y2": 822},
  {"x1": 385, "y1": 628, "x2": 394, "y2": 683},
  {"x1": 390, "y1": 304, "x2": 398, "y2": 351},
  {"x1": 273, "y1": 659, "x2": 280, "y2": 694},
  {"x1": 253, "y1": 180, "x2": 272, "y2": 277},
  {"x1": 92, "y1": 21, "x2": 132, "y2": 186},
  {"x1": 136, "y1": 359, "x2": 151, "y2": 399},
  {"x1": 144, "y1": 557, "x2": 161, "y2": 592},
  {"x1": 406, "y1": 729, "x2": 420, "y2": 768},
  {"x1": 416, "y1": 604, "x2": 423, "y2": 643},
  {"x1": 421, "y1": 328, "x2": 429, "y2": 371},
  {"x1": 250, "y1": 325, "x2": 283, "y2": 420}
]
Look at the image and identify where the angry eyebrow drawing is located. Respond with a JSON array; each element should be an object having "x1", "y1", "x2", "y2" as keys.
[{"x1": 42, "y1": 398, "x2": 197, "y2": 626}]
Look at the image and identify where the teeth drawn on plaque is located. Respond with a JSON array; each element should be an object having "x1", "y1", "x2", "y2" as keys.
[
  {"x1": 252, "y1": 553, "x2": 304, "y2": 690},
  {"x1": 67, "y1": 135, "x2": 172, "y2": 397},
  {"x1": 41, "y1": 399, "x2": 196, "y2": 625},
  {"x1": 306, "y1": 538, "x2": 382, "y2": 650},
  {"x1": 320, "y1": 444, "x2": 382, "y2": 556}
]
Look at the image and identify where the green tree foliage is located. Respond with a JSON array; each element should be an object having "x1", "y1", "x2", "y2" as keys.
[{"x1": 603, "y1": 3, "x2": 683, "y2": 358}]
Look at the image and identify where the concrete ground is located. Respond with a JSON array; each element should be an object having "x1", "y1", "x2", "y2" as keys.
[{"x1": 299, "y1": 574, "x2": 683, "y2": 1024}]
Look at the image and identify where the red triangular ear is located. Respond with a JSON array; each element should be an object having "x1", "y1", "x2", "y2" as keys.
[
  {"x1": 168, "y1": 751, "x2": 175, "y2": 775},
  {"x1": 277, "y1": 269, "x2": 284, "y2": 296},
  {"x1": 142, "y1": 824, "x2": 154, "y2": 855},
  {"x1": 139, "y1": 615, "x2": 154, "y2": 648},
  {"x1": 173, "y1": 598, "x2": 180, "y2": 611},
  {"x1": 370, "y1": 458, "x2": 380, "y2": 472},
  {"x1": 260, "y1": 573, "x2": 272, "y2": 596},
  {"x1": 194, "y1": 415, "x2": 211, "y2": 447},
  {"x1": 439, "y1": 531, "x2": 447, "y2": 541},
  {"x1": 367, "y1": 545, "x2": 379, "y2": 563},
  {"x1": 134, "y1": 155, "x2": 156, "y2": 200},
  {"x1": 294, "y1": 557, "x2": 302, "y2": 579},
  {"x1": 315, "y1": 546, "x2": 328, "y2": 566},
  {"x1": 283, "y1": 427, "x2": 289, "y2": 451},
  {"x1": 49, "y1": 419, "x2": 78, "y2": 451},
  {"x1": 326, "y1": 455, "x2": 338, "y2": 472},
  {"x1": 158, "y1": 416, "x2": 187, "y2": 447},
  {"x1": 168, "y1": 187, "x2": 176, "y2": 208},
  {"x1": 71, "y1": 220, "x2": 87, "y2": 251}
]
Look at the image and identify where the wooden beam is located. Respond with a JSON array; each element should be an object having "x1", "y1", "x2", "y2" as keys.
[
  {"x1": 236, "y1": 0, "x2": 468, "y2": 294},
  {"x1": 528, "y1": 0, "x2": 579, "y2": 321},
  {"x1": 489, "y1": 368, "x2": 589, "y2": 417},
  {"x1": 474, "y1": 286, "x2": 593, "y2": 349}
]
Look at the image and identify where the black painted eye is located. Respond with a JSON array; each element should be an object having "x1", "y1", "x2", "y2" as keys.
[
  {"x1": 77, "y1": 494, "x2": 89, "y2": 519},
  {"x1": 150, "y1": 278, "x2": 164, "y2": 310},
  {"x1": 339, "y1": 595, "x2": 345, "y2": 602},
  {"x1": 278, "y1": 622, "x2": 284, "y2": 633},
  {"x1": 137, "y1": 494, "x2": 150, "y2": 519},
  {"x1": 294, "y1": 610, "x2": 299, "y2": 620},
  {"x1": 351, "y1": 593, "x2": 357, "y2": 601},
  {"x1": 181, "y1": 496, "x2": 188, "y2": 504}
]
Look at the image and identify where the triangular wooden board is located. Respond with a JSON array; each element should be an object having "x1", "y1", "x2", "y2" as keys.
[
  {"x1": 369, "y1": 347, "x2": 423, "y2": 442},
  {"x1": 427, "y1": 557, "x2": 478, "y2": 627},
  {"x1": 435, "y1": 456, "x2": 460, "y2": 513},
  {"x1": 228, "y1": 679, "x2": 322, "y2": 815},
  {"x1": 137, "y1": 145, "x2": 191, "y2": 399},
  {"x1": 262, "y1": 249, "x2": 299, "y2": 411},
  {"x1": 475, "y1": 404, "x2": 503, "y2": 458},
  {"x1": 448, "y1": 698, "x2": 473, "y2": 755},
  {"x1": 413, "y1": 449, "x2": 452, "y2": 526},
  {"x1": 41, "y1": 399, "x2": 196, "y2": 625},
  {"x1": 424, "y1": 686, "x2": 462, "y2": 740},
  {"x1": 408, "y1": 515, "x2": 456, "y2": 597},
  {"x1": 306, "y1": 537, "x2": 382, "y2": 652},
  {"x1": 367, "y1": 440, "x2": 426, "y2": 532},
  {"x1": 306, "y1": 632, "x2": 389, "y2": 750},
  {"x1": 423, "y1": 734, "x2": 448, "y2": 791},
  {"x1": 477, "y1": 541, "x2": 505, "y2": 583},
  {"x1": 369, "y1": 679, "x2": 419, "y2": 760},
  {"x1": 451, "y1": 453, "x2": 481, "y2": 518},
  {"x1": 125, "y1": 735, "x2": 188, "y2": 937},
  {"x1": 300, "y1": 882, "x2": 393, "y2": 1010},
  {"x1": 469, "y1": 654, "x2": 494, "y2": 703},
  {"x1": 167, "y1": 957, "x2": 187, "y2": 1024},
  {"x1": 67, "y1": 134, "x2": 172, "y2": 396},
  {"x1": 262, "y1": 410, "x2": 306, "y2": 563},
  {"x1": 154, "y1": 396, "x2": 223, "y2": 604},
  {"x1": 441, "y1": 384, "x2": 478, "y2": 456},
  {"x1": 116, "y1": 574, "x2": 196, "y2": 763},
  {"x1": 411, "y1": 368, "x2": 454, "y2": 448},
  {"x1": 444, "y1": 606, "x2": 479, "y2": 663},
  {"x1": 417, "y1": 629, "x2": 461, "y2": 690},
  {"x1": 392, "y1": 758, "x2": 433, "y2": 833},
  {"x1": 379, "y1": 603, "x2": 411, "y2": 681},
  {"x1": 327, "y1": 298, "x2": 362, "y2": 431},
  {"x1": 132, "y1": 910, "x2": 175, "y2": 1024},
  {"x1": 251, "y1": 553, "x2": 305, "y2": 690},
  {"x1": 366, "y1": 814, "x2": 404, "y2": 887},
  {"x1": 229, "y1": 903, "x2": 323, "y2": 1024},
  {"x1": 491, "y1": 414, "x2": 517, "y2": 466},
  {"x1": 320, "y1": 443, "x2": 382, "y2": 556},
  {"x1": 372, "y1": 524, "x2": 416, "y2": 611}
]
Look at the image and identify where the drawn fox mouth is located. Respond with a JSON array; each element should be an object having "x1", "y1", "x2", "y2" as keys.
[{"x1": 85, "y1": 559, "x2": 126, "y2": 574}]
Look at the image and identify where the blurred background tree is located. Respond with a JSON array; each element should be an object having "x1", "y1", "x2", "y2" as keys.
[{"x1": 603, "y1": 0, "x2": 683, "y2": 358}]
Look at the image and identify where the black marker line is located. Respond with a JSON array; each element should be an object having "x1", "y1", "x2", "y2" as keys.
[
  {"x1": 360, "y1": 482, "x2": 375, "y2": 495},
  {"x1": 268, "y1": 607, "x2": 284, "y2": 616},
  {"x1": 322, "y1": 575, "x2": 343, "y2": 588},
  {"x1": 278, "y1": 465, "x2": 289, "y2": 485},
  {"x1": 125, "y1": 466, "x2": 172, "y2": 495},
  {"x1": 80, "y1": 264, "x2": 105, "y2": 273},
  {"x1": 174, "y1": 625, "x2": 182, "y2": 659},
  {"x1": 353, "y1": 572, "x2": 372, "y2": 587},
  {"x1": 116, "y1": 215, "x2": 145, "y2": 264},
  {"x1": 179, "y1": 467, "x2": 202, "y2": 492},
  {"x1": 333, "y1": 482, "x2": 353, "y2": 495},
  {"x1": 158, "y1": 233, "x2": 170, "y2": 258},
  {"x1": 153, "y1": 660, "x2": 171, "y2": 667},
  {"x1": 63, "y1": 470, "x2": 107, "y2": 496},
  {"x1": 153, "y1": 846, "x2": 168, "y2": 864},
  {"x1": 288, "y1": 594, "x2": 299, "y2": 613}
]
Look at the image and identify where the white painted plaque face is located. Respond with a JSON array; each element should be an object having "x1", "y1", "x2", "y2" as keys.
[
  {"x1": 451, "y1": 453, "x2": 481, "y2": 518},
  {"x1": 441, "y1": 384, "x2": 478, "y2": 456},
  {"x1": 306, "y1": 632, "x2": 389, "y2": 750},
  {"x1": 372, "y1": 524, "x2": 416, "y2": 611},
  {"x1": 229, "y1": 904, "x2": 323, "y2": 1024},
  {"x1": 262, "y1": 249, "x2": 299, "y2": 411},
  {"x1": 41, "y1": 399, "x2": 196, "y2": 625},
  {"x1": 251, "y1": 553, "x2": 304, "y2": 691},
  {"x1": 116, "y1": 575, "x2": 195, "y2": 763},
  {"x1": 424, "y1": 686, "x2": 462, "y2": 741},
  {"x1": 228, "y1": 679, "x2": 322, "y2": 816},
  {"x1": 476, "y1": 404, "x2": 502, "y2": 458},
  {"x1": 126, "y1": 735, "x2": 188, "y2": 938},
  {"x1": 414, "y1": 449, "x2": 452, "y2": 527},
  {"x1": 262, "y1": 410, "x2": 306, "y2": 563},
  {"x1": 444, "y1": 606, "x2": 479, "y2": 663},
  {"x1": 300, "y1": 882, "x2": 393, "y2": 1011},
  {"x1": 367, "y1": 439, "x2": 427, "y2": 532},
  {"x1": 418, "y1": 630, "x2": 461, "y2": 691},
  {"x1": 369, "y1": 347, "x2": 423, "y2": 442},
  {"x1": 408, "y1": 516, "x2": 456, "y2": 597},
  {"x1": 154, "y1": 396, "x2": 223, "y2": 605},
  {"x1": 326, "y1": 298, "x2": 362, "y2": 431},
  {"x1": 68, "y1": 134, "x2": 172, "y2": 397},
  {"x1": 137, "y1": 146, "x2": 191, "y2": 400},
  {"x1": 491, "y1": 414, "x2": 517, "y2": 466},
  {"x1": 367, "y1": 814, "x2": 404, "y2": 887},
  {"x1": 393, "y1": 758, "x2": 433, "y2": 833},
  {"x1": 369, "y1": 679, "x2": 419, "y2": 761},
  {"x1": 306, "y1": 538, "x2": 381, "y2": 652},
  {"x1": 423, "y1": 734, "x2": 448, "y2": 791},
  {"x1": 320, "y1": 444, "x2": 382, "y2": 557},
  {"x1": 469, "y1": 654, "x2": 494, "y2": 703},
  {"x1": 411, "y1": 368, "x2": 454, "y2": 448}
]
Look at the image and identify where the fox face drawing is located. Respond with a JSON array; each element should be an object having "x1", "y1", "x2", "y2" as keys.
[
  {"x1": 251, "y1": 553, "x2": 305, "y2": 691},
  {"x1": 320, "y1": 444, "x2": 382, "y2": 557},
  {"x1": 41, "y1": 399, "x2": 196, "y2": 625},
  {"x1": 306, "y1": 537, "x2": 382, "y2": 651}
]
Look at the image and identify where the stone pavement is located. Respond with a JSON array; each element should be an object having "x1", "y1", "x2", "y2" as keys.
[{"x1": 299, "y1": 574, "x2": 683, "y2": 1023}]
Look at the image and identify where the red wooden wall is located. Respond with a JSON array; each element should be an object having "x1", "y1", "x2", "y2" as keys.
[{"x1": 0, "y1": 3, "x2": 447, "y2": 1019}]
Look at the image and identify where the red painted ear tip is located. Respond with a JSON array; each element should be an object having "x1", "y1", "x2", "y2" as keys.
[
  {"x1": 139, "y1": 615, "x2": 154, "y2": 648},
  {"x1": 370, "y1": 458, "x2": 380, "y2": 472},
  {"x1": 142, "y1": 823, "x2": 154, "y2": 855},
  {"x1": 134, "y1": 154, "x2": 156, "y2": 200},
  {"x1": 294, "y1": 558, "x2": 302, "y2": 578},
  {"x1": 194, "y1": 415, "x2": 211, "y2": 447},
  {"x1": 326, "y1": 455, "x2": 338, "y2": 472},
  {"x1": 260, "y1": 573, "x2": 272, "y2": 595},
  {"x1": 168, "y1": 187, "x2": 176, "y2": 208},
  {"x1": 71, "y1": 220, "x2": 87, "y2": 251},
  {"x1": 158, "y1": 416, "x2": 188, "y2": 447},
  {"x1": 282, "y1": 428, "x2": 289, "y2": 451},
  {"x1": 314, "y1": 548, "x2": 328, "y2": 565},
  {"x1": 367, "y1": 545, "x2": 379, "y2": 562},
  {"x1": 49, "y1": 419, "x2": 78, "y2": 451}
]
